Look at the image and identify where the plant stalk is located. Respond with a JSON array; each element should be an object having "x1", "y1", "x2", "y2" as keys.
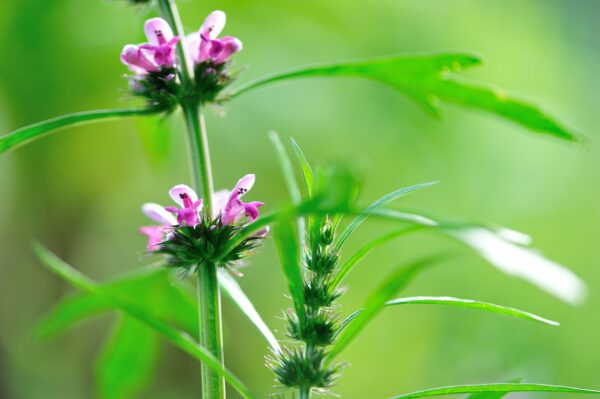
[
  {"x1": 197, "y1": 262, "x2": 225, "y2": 399},
  {"x1": 158, "y1": 1, "x2": 222, "y2": 398}
]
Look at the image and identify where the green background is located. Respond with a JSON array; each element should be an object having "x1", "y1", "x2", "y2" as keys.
[{"x1": 1, "y1": 0, "x2": 599, "y2": 398}]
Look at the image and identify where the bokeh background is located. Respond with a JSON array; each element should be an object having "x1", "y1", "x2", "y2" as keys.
[{"x1": 1, "y1": 0, "x2": 600, "y2": 398}]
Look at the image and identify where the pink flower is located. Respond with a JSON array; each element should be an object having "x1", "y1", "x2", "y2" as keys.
[
  {"x1": 217, "y1": 174, "x2": 264, "y2": 225},
  {"x1": 121, "y1": 18, "x2": 180, "y2": 74},
  {"x1": 139, "y1": 203, "x2": 177, "y2": 251},
  {"x1": 164, "y1": 185, "x2": 203, "y2": 226},
  {"x1": 187, "y1": 10, "x2": 243, "y2": 65}
]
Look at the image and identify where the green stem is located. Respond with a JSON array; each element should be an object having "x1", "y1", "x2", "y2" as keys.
[
  {"x1": 157, "y1": 2, "x2": 222, "y2": 399},
  {"x1": 198, "y1": 262, "x2": 225, "y2": 399},
  {"x1": 299, "y1": 386, "x2": 311, "y2": 399}
]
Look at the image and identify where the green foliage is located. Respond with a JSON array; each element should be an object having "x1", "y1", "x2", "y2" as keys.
[
  {"x1": 0, "y1": 108, "x2": 159, "y2": 155},
  {"x1": 388, "y1": 383, "x2": 600, "y2": 399},
  {"x1": 337, "y1": 296, "x2": 559, "y2": 336},
  {"x1": 327, "y1": 255, "x2": 446, "y2": 362},
  {"x1": 291, "y1": 138, "x2": 314, "y2": 197},
  {"x1": 33, "y1": 242, "x2": 257, "y2": 399},
  {"x1": 96, "y1": 316, "x2": 160, "y2": 399},
  {"x1": 231, "y1": 53, "x2": 579, "y2": 141}
]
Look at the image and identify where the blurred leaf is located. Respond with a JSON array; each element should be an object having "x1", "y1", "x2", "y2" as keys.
[
  {"x1": 231, "y1": 53, "x2": 578, "y2": 141},
  {"x1": 387, "y1": 383, "x2": 600, "y2": 399},
  {"x1": 290, "y1": 137, "x2": 313, "y2": 197},
  {"x1": 218, "y1": 269, "x2": 281, "y2": 353},
  {"x1": 337, "y1": 296, "x2": 559, "y2": 336},
  {"x1": 327, "y1": 255, "x2": 446, "y2": 362},
  {"x1": 334, "y1": 181, "x2": 438, "y2": 252},
  {"x1": 272, "y1": 214, "x2": 305, "y2": 324},
  {"x1": 96, "y1": 316, "x2": 160, "y2": 399},
  {"x1": 136, "y1": 114, "x2": 172, "y2": 165},
  {"x1": 33, "y1": 243, "x2": 256, "y2": 399},
  {"x1": 449, "y1": 226, "x2": 586, "y2": 305},
  {"x1": 36, "y1": 267, "x2": 197, "y2": 340},
  {"x1": 331, "y1": 227, "x2": 421, "y2": 288},
  {"x1": 0, "y1": 108, "x2": 159, "y2": 154}
]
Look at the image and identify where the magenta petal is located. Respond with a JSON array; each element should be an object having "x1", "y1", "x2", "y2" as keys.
[
  {"x1": 229, "y1": 174, "x2": 255, "y2": 201},
  {"x1": 144, "y1": 18, "x2": 174, "y2": 45},
  {"x1": 213, "y1": 36, "x2": 242, "y2": 64},
  {"x1": 169, "y1": 184, "x2": 199, "y2": 208},
  {"x1": 142, "y1": 203, "x2": 177, "y2": 225},
  {"x1": 121, "y1": 44, "x2": 158, "y2": 73},
  {"x1": 200, "y1": 10, "x2": 226, "y2": 39},
  {"x1": 140, "y1": 225, "x2": 167, "y2": 251},
  {"x1": 243, "y1": 201, "x2": 263, "y2": 221}
]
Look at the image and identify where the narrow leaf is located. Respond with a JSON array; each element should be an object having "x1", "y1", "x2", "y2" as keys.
[
  {"x1": 96, "y1": 316, "x2": 160, "y2": 399},
  {"x1": 328, "y1": 255, "x2": 445, "y2": 362},
  {"x1": 272, "y1": 215, "x2": 305, "y2": 323},
  {"x1": 290, "y1": 138, "x2": 313, "y2": 197},
  {"x1": 465, "y1": 378, "x2": 523, "y2": 399},
  {"x1": 331, "y1": 226, "x2": 421, "y2": 289},
  {"x1": 387, "y1": 383, "x2": 600, "y2": 399},
  {"x1": 218, "y1": 269, "x2": 281, "y2": 353},
  {"x1": 337, "y1": 295, "x2": 559, "y2": 336},
  {"x1": 33, "y1": 243, "x2": 256, "y2": 399},
  {"x1": 230, "y1": 54, "x2": 578, "y2": 141},
  {"x1": 0, "y1": 108, "x2": 159, "y2": 154},
  {"x1": 335, "y1": 181, "x2": 438, "y2": 252}
]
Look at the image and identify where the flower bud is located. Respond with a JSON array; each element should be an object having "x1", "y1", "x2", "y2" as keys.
[{"x1": 320, "y1": 218, "x2": 335, "y2": 246}]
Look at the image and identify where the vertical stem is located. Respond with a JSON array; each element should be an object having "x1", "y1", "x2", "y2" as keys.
[
  {"x1": 197, "y1": 262, "x2": 225, "y2": 399},
  {"x1": 157, "y1": 1, "x2": 222, "y2": 398},
  {"x1": 299, "y1": 386, "x2": 310, "y2": 399}
]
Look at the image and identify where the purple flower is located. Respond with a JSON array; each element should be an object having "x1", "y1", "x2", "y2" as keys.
[
  {"x1": 217, "y1": 174, "x2": 264, "y2": 225},
  {"x1": 187, "y1": 10, "x2": 243, "y2": 65},
  {"x1": 121, "y1": 18, "x2": 180, "y2": 74},
  {"x1": 139, "y1": 203, "x2": 177, "y2": 251},
  {"x1": 165, "y1": 184, "x2": 203, "y2": 227}
]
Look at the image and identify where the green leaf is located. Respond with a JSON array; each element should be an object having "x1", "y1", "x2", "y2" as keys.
[
  {"x1": 272, "y1": 214, "x2": 306, "y2": 324},
  {"x1": 0, "y1": 108, "x2": 160, "y2": 155},
  {"x1": 290, "y1": 138, "x2": 313, "y2": 197},
  {"x1": 387, "y1": 383, "x2": 600, "y2": 399},
  {"x1": 334, "y1": 181, "x2": 438, "y2": 252},
  {"x1": 96, "y1": 316, "x2": 160, "y2": 399},
  {"x1": 465, "y1": 378, "x2": 523, "y2": 399},
  {"x1": 217, "y1": 269, "x2": 281, "y2": 353},
  {"x1": 230, "y1": 53, "x2": 578, "y2": 141},
  {"x1": 337, "y1": 295, "x2": 558, "y2": 336},
  {"x1": 331, "y1": 227, "x2": 421, "y2": 289},
  {"x1": 270, "y1": 131, "x2": 302, "y2": 204},
  {"x1": 327, "y1": 255, "x2": 446, "y2": 362},
  {"x1": 35, "y1": 267, "x2": 197, "y2": 340},
  {"x1": 33, "y1": 243, "x2": 257, "y2": 399}
]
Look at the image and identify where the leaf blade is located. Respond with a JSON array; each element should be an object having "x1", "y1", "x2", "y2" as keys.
[
  {"x1": 388, "y1": 383, "x2": 600, "y2": 399},
  {"x1": 0, "y1": 108, "x2": 159, "y2": 154},
  {"x1": 33, "y1": 243, "x2": 257, "y2": 399}
]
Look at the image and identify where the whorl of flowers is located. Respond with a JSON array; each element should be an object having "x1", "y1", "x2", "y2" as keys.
[
  {"x1": 139, "y1": 174, "x2": 266, "y2": 272},
  {"x1": 120, "y1": 11, "x2": 242, "y2": 110}
]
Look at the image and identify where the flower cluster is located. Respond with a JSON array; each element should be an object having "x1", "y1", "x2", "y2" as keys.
[
  {"x1": 140, "y1": 174, "x2": 266, "y2": 272},
  {"x1": 121, "y1": 11, "x2": 242, "y2": 110},
  {"x1": 269, "y1": 215, "x2": 343, "y2": 393}
]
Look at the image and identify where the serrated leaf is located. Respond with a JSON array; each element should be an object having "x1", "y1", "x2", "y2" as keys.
[
  {"x1": 387, "y1": 383, "x2": 600, "y2": 399},
  {"x1": 327, "y1": 254, "x2": 446, "y2": 362},
  {"x1": 218, "y1": 269, "x2": 281, "y2": 353},
  {"x1": 337, "y1": 296, "x2": 558, "y2": 336},
  {"x1": 0, "y1": 108, "x2": 159, "y2": 155},
  {"x1": 231, "y1": 53, "x2": 578, "y2": 141},
  {"x1": 96, "y1": 316, "x2": 160, "y2": 399},
  {"x1": 334, "y1": 181, "x2": 438, "y2": 252},
  {"x1": 33, "y1": 243, "x2": 256, "y2": 399}
]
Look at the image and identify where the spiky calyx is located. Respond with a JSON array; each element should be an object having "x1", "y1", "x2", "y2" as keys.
[
  {"x1": 269, "y1": 347, "x2": 339, "y2": 390},
  {"x1": 157, "y1": 221, "x2": 263, "y2": 272}
]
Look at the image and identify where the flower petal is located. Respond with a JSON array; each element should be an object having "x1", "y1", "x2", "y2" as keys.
[
  {"x1": 169, "y1": 184, "x2": 199, "y2": 208},
  {"x1": 121, "y1": 44, "x2": 158, "y2": 73},
  {"x1": 144, "y1": 18, "x2": 174, "y2": 45},
  {"x1": 212, "y1": 189, "x2": 230, "y2": 219},
  {"x1": 213, "y1": 36, "x2": 242, "y2": 64},
  {"x1": 229, "y1": 174, "x2": 255, "y2": 201},
  {"x1": 142, "y1": 203, "x2": 177, "y2": 225},
  {"x1": 200, "y1": 10, "x2": 226, "y2": 39},
  {"x1": 186, "y1": 32, "x2": 201, "y2": 64}
]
